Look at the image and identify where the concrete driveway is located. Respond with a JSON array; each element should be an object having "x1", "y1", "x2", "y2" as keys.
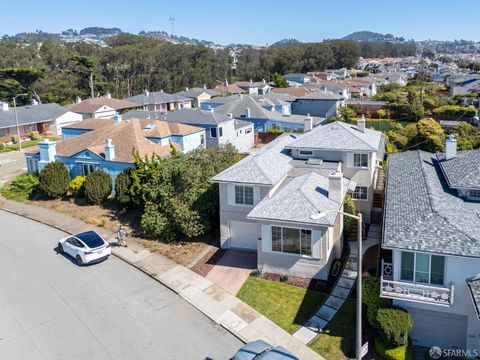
[
  {"x1": 206, "y1": 250, "x2": 257, "y2": 295},
  {"x1": 0, "y1": 149, "x2": 29, "y2": 186},
  {"x1": 0, "y1": 210, "x2": 242, "y2": 360}
]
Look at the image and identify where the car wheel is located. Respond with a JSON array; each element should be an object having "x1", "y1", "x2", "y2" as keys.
[
  {"x1": 76, "y1": 255, "x2": 83, "y2": 266},
  {"x1": 58, "y1": 243, "x2": 63, "y2": 254}
]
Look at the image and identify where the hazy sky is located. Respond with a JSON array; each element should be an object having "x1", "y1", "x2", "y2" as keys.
[{"x1": 4, "y1": 0, "x2": 479, "y2": 44}]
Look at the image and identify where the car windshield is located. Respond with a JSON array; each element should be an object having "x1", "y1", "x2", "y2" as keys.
[{"x1": 76, "y1": 231, "x2": 104, "y2": 249}]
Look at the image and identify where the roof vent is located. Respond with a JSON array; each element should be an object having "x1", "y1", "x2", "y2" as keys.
[{"x1": 144, "y1": 123, "x2": 155, "y2": 131}]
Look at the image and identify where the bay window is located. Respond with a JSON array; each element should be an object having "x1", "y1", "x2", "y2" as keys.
[
  {"x1": 271, "y1": 226, "x2": 312, "y2": 256},
  {"x1": 400, "y1": 251, "x2": 445, "y2": 285}
]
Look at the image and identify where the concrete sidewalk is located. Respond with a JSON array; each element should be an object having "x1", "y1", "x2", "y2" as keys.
[{"x1": 0, "y1": 197, "x2": 324, "y2": 360}]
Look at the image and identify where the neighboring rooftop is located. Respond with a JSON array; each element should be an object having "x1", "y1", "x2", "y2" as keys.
[
  {"x1": 247, "y1": 172, "x2": 355, "y2": 226},
  {"x1": 297, "y1": 91, "x2": 346, "y2": 101},
  {"x1": 175, "y1": 87, "x2": 220, "y2": 98},
  {"x1": 65, "y1": 97, "x2": 139, "y2": 113},
  {"x1": 436, "y1": 148, "x2": 480, "y2": 189},
  {"x1": 127, "y1": 91, "x2": 191, "y2": 106},
  {"x1": 123, "y1": 108, "x2": 233, "y2": 125},
  {"x1": 286, "y1": 121, "x2": 383, "y2": 152},
  {"x1": 0, "y1": 103, "x2": 69, "y2": 129},
  {"x1": 272, "y1": 86, "x2": 311, "y2": 98},
  {"x1": 210, "y1": 133, "x2": 298, "y2": 185},
  {"x1": 383, "y1": 150, "x2": 480, "y2": 258}
]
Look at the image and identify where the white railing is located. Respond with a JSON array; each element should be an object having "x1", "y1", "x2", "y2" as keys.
[{"x1": 380, "y1": 261, "x2": 454, "y2": 306}]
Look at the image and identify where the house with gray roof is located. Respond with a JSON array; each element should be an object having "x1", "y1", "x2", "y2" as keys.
[
  {"x1": 127, "y1": 90, "x2": 193, "y2": 112},
  {"x1": 174, "y1": 87, "x2": 220, "y2": 108},
  {"x1": 123, "y1": 108, "x2": 254, "y2": 152},
  {"x1": 210, "y1": 118, "x2": 383, "y2": 279},
  {"x1": 291, "y1": 91, "x2": 346, "y2": 119},
  {"x1": 0, "y1": 102, "x2": 82, "y2": 140},
  {"x1": 380, "y1": 136, "x2": 480, "y2": 351}
]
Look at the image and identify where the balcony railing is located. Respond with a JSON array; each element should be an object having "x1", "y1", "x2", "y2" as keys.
[{"x1": 380, "y1": 261, "x2": 454, "y2": 306}]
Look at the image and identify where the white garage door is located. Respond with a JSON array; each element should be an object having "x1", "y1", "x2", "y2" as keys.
[
  {"x1": 407, "y1": 307, "x2": 467, "y2": 349},
  {"x1": 229, "y1": 221, "x2": 258, "y2": 249}
]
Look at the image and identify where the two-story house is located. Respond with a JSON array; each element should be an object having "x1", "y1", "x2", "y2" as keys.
[
  {"x1": 210, "y1": 118, "x2": 384, "y2": 279},
  {"x1": 291, "y1": 91, "x2": 346, "y2": 119},
  {"x1": 380, "y1": 136, "x2": 480, "y2": 352}
]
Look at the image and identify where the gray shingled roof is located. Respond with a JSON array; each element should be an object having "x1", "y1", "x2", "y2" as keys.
[
  {"x1": 383, "y1": 150, "x2": 480, "y2": 258},
  {"x1": 175, "y1": 87, "x2": 220, "y2": 98},
  {"x1": 247, "y1": 172, "x2": 355, "y2": 226},
  {"x1": 127, "y1": 92, "x2": 191, "y2": 105},
  {"x1": 0, "y1": 103, "x2": 69, "y2": 129},
  {"x1": 467, "y1": 275, "x2": 480, "y2": 319},
  {"x1": 297, "y1": 91, "x2": 345, "y2": 100},
  {"x1": 202, "y1": 95, "x2": 239, "y2": 106},
  {"x1": 234, "y1": 119, "x2": 253, "y2": 130},
  {"x1": 436, "y1": 149, "x2": 480, "y2": 189},
  {"x1": 286, "y1": 121, "x2": 383, "y2": 152},
  {"x1": 210, "y1": 133, "x2": 298, "y2": 185},
  {"x1": 123, "y1": 109, "x2": 232, "y2": 125}
]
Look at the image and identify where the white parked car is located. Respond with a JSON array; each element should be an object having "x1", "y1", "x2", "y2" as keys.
[{"x1": 58, "y1": 231, "x2": 111, "y2": 266}]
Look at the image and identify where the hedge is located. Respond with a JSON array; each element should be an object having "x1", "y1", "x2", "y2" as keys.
[
  {"x1": 375, "y1": 338, "x2": 413, "y2": 360},
  {"x1": 114, "y1": 169, "x2": 132, "y2": 207},
  {"x1": 39, "y1": 161, "x2": 70, "y2": 199},
  {"x1": 0, "y1": 173, "x2": 39, "y2": 201},
  {"x1": 376, "y1": 307, "x2": 413, "y2": 346},
  {"x1": 432, "y1": 105, "x2": 477, "y2": 118},
  {"x1": 362, "y1": 277, "x2": 391, "y2": 328},
  {"x1": 84, "y1": 170, "x2": 112, "y2": 204}
]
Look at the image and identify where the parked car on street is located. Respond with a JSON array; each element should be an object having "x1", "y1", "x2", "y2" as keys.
[
  {"x1": 58, "y1": 231, "x2": 111, "y2": 266},
  {"x1": 231, "y1": 340, "x2": 299, "y2": 360}
]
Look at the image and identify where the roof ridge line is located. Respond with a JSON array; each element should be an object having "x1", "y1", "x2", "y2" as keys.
[{"x1": 336, "y1": 122, "x2": 376, "y2": 150}]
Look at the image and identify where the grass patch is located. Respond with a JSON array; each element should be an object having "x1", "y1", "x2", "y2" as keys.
[
  {"x1": 308, "y1": 299, "x2": 356, "y2": 360},
  {"x1": 0, "y1": 137, "x2": 61, "y2": 152},
  {"x1": 237, "y1": 277, "x2": 326, "y2": 333},
  {"x1": 0, "y1": 173, "x2": 40, "y2": 201}
]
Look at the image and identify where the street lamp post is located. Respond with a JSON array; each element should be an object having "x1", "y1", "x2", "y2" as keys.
[
  {"x1": 12, "y1": 94, "x2": 28, "y2": 151},
  {"x1": 311, "y1": 209, "x2": 363, "y2": 360}
]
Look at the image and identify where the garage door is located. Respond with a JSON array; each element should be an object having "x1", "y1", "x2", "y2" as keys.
[
  {"x1": 229, "y1": 221, "x2": 257, "y2": 249},
  {"x1": 407, "y1": 307, "x2": 467, "y2": 349}
]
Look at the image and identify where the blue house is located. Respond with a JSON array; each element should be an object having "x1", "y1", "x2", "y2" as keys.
[{"x1": 26, "y1": 116, "x2": 205, "y2": 182}]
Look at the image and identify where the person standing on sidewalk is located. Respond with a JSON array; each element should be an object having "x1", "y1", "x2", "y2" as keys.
[{"x1": 117, "y1": 225, "x2": 127, "y2": 247}]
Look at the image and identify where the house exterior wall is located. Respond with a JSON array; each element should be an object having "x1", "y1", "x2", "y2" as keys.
[
  {"x1": 53, "y1": 112, "x2": 83, "y2": 135},
  {"x1": 91, "y1": 106, "x2": 116, "y2": 119},
  {"x1": 173, "y1": 130, "x2": 206, "y2": 152},
  {"x1": 233, "y1": 125, "x2": 255, "y2": 152},
  {"x1": 291, "y1": 99, "x2": 340, "y2": 118},
  {"x1": 390, "y1": 250, "x2": 480, "y2": 351},
  {"x1": 61, "y1": 127, "x2": 91, "y2": 140}
]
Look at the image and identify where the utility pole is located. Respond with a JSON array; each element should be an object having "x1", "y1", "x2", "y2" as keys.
[
  {"x1": 13, "y1": 93, "x2": 28, "y2": 151},
  {"x1": 169, "y1": 14, "x2": 176, "y2": 37}
]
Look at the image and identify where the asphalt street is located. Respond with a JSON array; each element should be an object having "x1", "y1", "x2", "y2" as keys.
[{"x1": 0, "y1": 210, "x2": 242, "y2": 360}]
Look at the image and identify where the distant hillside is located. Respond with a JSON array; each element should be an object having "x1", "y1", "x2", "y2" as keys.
[
  {"x1": 343, "y1": 31, "x2": 405, "y2": 43},
  {"x1": 271, "y1": 38, "x2": 302, "y2": 47},
  {"x1": 79, "y1": 27, "x2": 122, "y2": 36}
]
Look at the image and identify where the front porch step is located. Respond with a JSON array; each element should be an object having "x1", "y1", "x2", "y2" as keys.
[
  {"x1": 305, "y1": 315, "x2": 328, "y2": 332},
  {"x1": 324, "y1": 295, "x2": 347, "y2": 310},
  {"x1": 337, "y1": 276, "x2": 355, "y2": 289},
  {"x1": 315, "y1": 305, "x2": 337, "y2": 322}
]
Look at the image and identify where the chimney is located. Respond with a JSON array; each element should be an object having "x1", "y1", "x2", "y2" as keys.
[
  {"x1": 106, "y1": 93, "x2": 111, "y2": 99},
  {"x1": 113, "y1": 114, "x2": 122, "y2": 124},
  {"x1": 244, "y1": 107, "x2": 251, "y2": 118},
  {"x1": 185, "y1": 87, "x2": 189, "y2": 91},
  {"x1": 262, "y1": 78, "x2": 266, "y2": 84},
  {"x1": 31, "y1": 99, "x2": 39, "y2": 106},
  {"x1": 75, "y1": 96, "x2": 82, "y2": 104},
  {"x1": 144, "y1": 89, "x2": 149, "y2": 97},
  {"x1": 38, "y1": 139, "x2": 56, "y2": 171},
  {"x1": 105, "y1": 139, "x2": 115, "y2": 161},
  {"x1": 203, "y1": 84, "x2": 207, "y2": 90},
  {"x1": 304, "y1": 114, "x2": 313, "y2": 132},
  {"x1": 445, "y1": 134, "x2": 457, "y2": 160},
  {"x1": 226, "y1": 113, "x2": 233, "y2": 119},
  {"x1": 328, "y1": 170, "x2": 344, "y2": 204},
  {"x1": 250, "y1": 79, "x2": 253, "y2": 84},
  {"x1": 357, "y1": 114, "x2": 366, "y2": 133},
  {"x1": 1, "y1": 102, "x2": 9, "y2": 111}
]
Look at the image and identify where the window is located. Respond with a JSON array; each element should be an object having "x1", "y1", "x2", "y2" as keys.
[
  {"x1": 246, "y1": 129, "x2": 252, "y2": 134},
  {"x1": 354, "y1": 153, "x2": 368, "y2": 167},
  {"x1": 299, "y1": 150, "x2": 313, "y2": 156},
  {"x1": 400, "y1": 251, "x2": 445, "y2": 285},
  {"x1": 210, "y1": 127, "x2": 217, "y2": 138},
  {"x1": 469, "y1": 190, "x2": 480, "y2": 199},
  {"x1": 219, "y1": 127, "x2": 223, "y2": 137},
  {"x1": 27, "y1": 157, "x2": 39, "y2": 174},
  {"x1": 270, "y1": 226, "x2": 312, "y2": 256},
  {"x1": 234, "y1": 185, "x2": 254, "y2": 205},
  {"x1": 352, "y1": 186, "x2": 368, "y2": 200},
  {"x1": 200, "y1": 134, "x2": 205, "y2": 146},
  {"x1": 77, "y1": 162, "x2": 98, "y2": 176}
]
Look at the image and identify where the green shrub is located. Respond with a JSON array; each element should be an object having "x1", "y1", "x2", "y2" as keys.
[
  {"x1": 250, "y1": 268, "x2": 262, "y2": 277},
  {"x1": 29, "y1": 131, "x2": 41, "y2": 140},
  {"x1": 114, "y1": 169, "x2": 132, "y2": 206},
  {"x1": 280, "y1": 274, "x2": 289, "y2": 283},
  {"x1": 343, "y1": 195, "x2": 355, "y2": 235},
  {"x1": 11, "y1": 135, "x2": 19, "y2": 143},
  {"x1": 432, "y1": 105, "x2": 477, "y2": 118},
  {"x1": 0, "y1": 142, "x2": 5, "y2": 150},
  {"x1": 0, "y1": 173, "x2": 39, "y2": 201},
  {"x1": 377, "y1": 307, "x2": 413, "y2": 346},
  {"x1": 39, "y1": 161, "x2": 70, "y2": 199},
  {"x1": 68, "y1": 176, "x2": 86, "y2": 197},
  {"x1": 375, "y1": 338, "x2": 413, "y2": 360},
  {"x1": 84, "y1": 170, "x2": 112, "y2": 205},
  {"x1": 362, "y1": 277, "x2": 391, "y2": 328}
]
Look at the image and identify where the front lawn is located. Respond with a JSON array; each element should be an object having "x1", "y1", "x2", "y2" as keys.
[
  {"x1": 237, "y1": 277, "x2": 326, "y2": 333},
  {"x1": 0, "y1": 137, "x2": 61, "y2": 152},
  {"x1": 309, "y1": 299, "x2": 356, "y2": 360}
]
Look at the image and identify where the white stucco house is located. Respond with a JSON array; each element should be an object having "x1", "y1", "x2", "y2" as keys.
[
  {"x1": 210, "y1": 118, "x2": 384, "y2": 279},
  {"x1": 381, "y1": 136, "x2": 480, "y2": 353}
]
